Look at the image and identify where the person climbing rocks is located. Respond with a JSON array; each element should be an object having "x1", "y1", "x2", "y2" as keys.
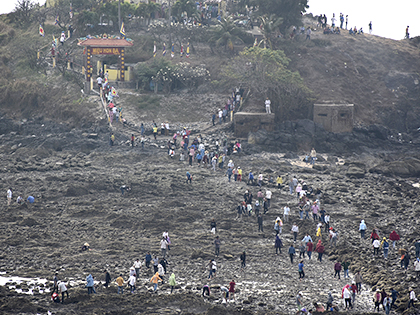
[
  {"x1": 299, "y1": 242, "x2": 306, "y2": 259},
  {"x1": 390, "y1": 288, "x2": 399, "y2": 309},
  {"x1": 158, "y1": 262, "x2": 165, "y2": 284},
  {"x1": 315, "y1": 240, "x2": 324, "y2": 262},
  {"x1": 265, "y1": 189, "x2": 272, "y2": 208},
  {"x1": 296, "y1": 292, "x2": 303, "y2": 314},
  {"x1": 359, "y1": 220, "x2": 367, "y2": 239},
  {"x1": 150, "y1": 272, "x2": 162, "y2": 293},
  {"x1": 275, "y1": 234, "x2": 283, "y2": 255},
  {"x1": 334, "y1": 261, "x2": 341, "y2": 279},
  {"x1": 350, "y1": 281, "x2": 358, "y2": 304},
  {"x1": 52, "y1": 272, "x2": 59, "y2": 294},
  {"x1": 145, "y1": 252, "x2": 152, "y2": 269},
  {"x1": 104, "y1": 270, "x2": 111, "y2": 288},
  {"x1": 389, "y1": 230, "x2": 400, "y2": 250},
  {"x1": 186, "y1": 172, "x2": 192, "y2": 184},
  {"x1": 58, "y1": 280, "x2": 69, "y2": 304},
  {"x1": 343, "y1": 286, "x2": 352, "y2": 310},
  {"x1": 210, "y1": 218, "x2": 217, "y2": 234},
  {"x1": 131, "y1": 134, "x2": 135, "y2": 147},
  {"x1": 370, "y1": 228, "x2": 379, "y2": 243},
  {"x1": 115, "y1": 274, "x2": 124, "y2": 294},
  {"x1": 202, "y1": 284, "x2": 210, "y2": 297},
  {"x1": 120, "y1": 185, "x2": 130, "y2": 196},
  {"x1": 214, "y1": 236, "x2": 221, "y2": 257},
  {"x1": 153, "y1": 256, "x2": 159, "y2": 273},
  {"x1": 289, "y1": 244, "x2": 296, "y2": 263},
  {"x1": 109, "y1": 133, "x2": 115, "y2": 146},
  {"x1": 298, "y1": 260, "x2": 305, "y2": 281}
]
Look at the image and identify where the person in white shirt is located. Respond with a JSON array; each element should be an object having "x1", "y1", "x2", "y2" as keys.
[
  {"x1": 372, "y1": 239, "x2": 381, "y2": 255},
  {"x1": 7, "y1": 189, "x2": 12, "y2": 206},
  {"x1": 160, "y1": 237, "x2": 168, "y2": 259},
  {"x1": 283, "y1": 205, "x2": 290, "y2": 223},
  {"x1": 408, "y1": 289, "x2": 416, "y2": 308},
  {"x1": 128, "y1": 274, "x2": 136, "y2": 293},
  {"x1": 58, "y1": 281, "x2": 69, "y2": 304},
  {"x1": 133, "y1": 259, "x2": 142, "y2": 279},
  {"x1": 97, "y1": 77, "x2": 103, "y2": 91},
  {"x1": 265, "y1": 98, "x2": 271, "y2": 114},
  {"x1": 265, "y1": 189, "x2": 272, "y2": 207},
  {"x1": 291, "y1": 223, "x2": 299, "y2": 242},
  {"x1": 218, "y1": 109, "x2": 223, "y2": 124},
  {"x1": 343, "y1": 287, "x2": 352, "y2": 310},
  {"x1": 158, "y1": 263, "x2": 165, "y2": 284}
]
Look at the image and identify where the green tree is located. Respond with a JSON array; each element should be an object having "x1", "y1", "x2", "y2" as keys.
[
  {"x1": 208, "y1": 18, "x2": 250, "y2": 52},
  {"x1": 221, "y1": 47, "x2": 313, "y2": 121},
  {"x1": 134, "y1": 58, "x2": 173, "y2": 91},
  {"x1": 258, "y1": 14, "x2": 283, "y2": 49},
  {"x1": 247, "y1": 0, "x2": 308, "y2": 32},
  {"x1": 171, "y1": 0, "x2": 197, "y2": 21}
]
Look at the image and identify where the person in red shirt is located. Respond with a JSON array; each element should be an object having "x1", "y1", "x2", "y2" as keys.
[
  {"x1": 370, "y1": 229, "x2": 379, "y2": 243},
  {"x1": 315, "y1": 240, "x2": 325, "y2": 262},
  {"x1": 306, "y1": 240, "x2": 313, "y2": 259},
  {"x1": 389, "y1": 231, "x2": 400, "y2": 249},
  {"x1": 229, "y1": 279, "x2": 236, "y2": 302}
]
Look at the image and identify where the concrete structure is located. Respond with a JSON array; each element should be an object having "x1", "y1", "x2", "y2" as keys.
[
  {"x1": 313, "y1": 103, "x2": 354, "y2": 133},
  {"x1": 234, "y1": 113, "x2": 275, "y2": 138}
]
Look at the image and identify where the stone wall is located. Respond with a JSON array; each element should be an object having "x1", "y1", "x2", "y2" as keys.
[
  {"x1": 313, "y1": 103, "x2": 354, "y2": 133},
  {"x1": 234, "y1": 112, "x2": 275, "y2": 138}
]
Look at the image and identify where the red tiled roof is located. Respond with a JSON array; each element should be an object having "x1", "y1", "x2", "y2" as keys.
[{"x1": 78, "y1": 38, "x2": 134, "y2": 47}]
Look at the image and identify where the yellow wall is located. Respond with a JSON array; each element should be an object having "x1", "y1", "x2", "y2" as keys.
[{"x1": 104, "y1": 64, "x2": 134, "y2": 81}]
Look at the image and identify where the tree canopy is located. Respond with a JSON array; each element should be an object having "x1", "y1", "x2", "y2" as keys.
[{"x1": 220, "y1": 47, "x2": 313, "y2": 121}]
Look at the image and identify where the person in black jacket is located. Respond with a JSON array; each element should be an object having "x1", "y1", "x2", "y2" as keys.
[
  {"x1": 258, "y1": 214, "x2": 263, "y2": 232},
  {"x1": 104, "y1": 270, "x2": 111, "y2": 288},
  {"x1": 240, "y1": 251, "x2": 246, "y2": 270}
]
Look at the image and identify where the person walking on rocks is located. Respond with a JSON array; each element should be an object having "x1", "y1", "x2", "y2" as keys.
[
  {"x1": 229, "y1": 279, "x2": 236, "y2": 302},
  {"x1": 342, "y1": 260, "x2": 350, "y2": 278},
  {"x1": 275, "y1": 235, "x2": 283, "y2": 255},
  {"x1": 315, "y1": 240, "x2": 324, "y2": 262},
  {"x1": 291, "y1": 223, "x2": 299, "y2": 242},
  {"x1": 283, "y1": 205, "x2": 290, "y2": 223},
  {"x1": 310, "y1": 148, "x2": 317, "y2": 165},
  {"x1": 296, "y1": 292, "x2": 303, "y2": 314},
  {"x1": 354, "y1": 271, "x2": 363, "y2": 292},
  {"x1": 133, "y1": 259, "x2": 142, "y2": 280},
  {"x1": 150, "y1": 272, "x2": 162, "y2": 293},
  {"x1": 390, "y1": 288, "x2": 399, "y2": 309},
  {"x1": 382, "y1": 237, "x2": 390, "y2": 259},
  {"x1": 289, "y1": 244, "x2": 296, "y2": 263},
  {"x1": 158, "y1": 262, "x2": 165, "y2": 284},
  {"x1": 373, "y1": 290, "x2": 381, "y2": 311},
  {"x1": 6, "y1": 188, "x2": 12, "y2": 206},
  {"x1": 265, "y1": 189, "x2": 272, "y2": 208},
  {"x1": 408, "y1": 288, "x2": 416, "y2": 308},
  {"x1": 414, "y1": 258, "x2": 420, "y2": 278},
  {"x1": 372, "y1": 238, "x2": 381, "y2": 256},
  {"x1": 116, "y1": 274, "x2": 124, "y2": 294},
  {"x1": 298, "y1": 260, "x2": 305, "y2": 281},
  {"x1": 359, "y1": 220, "x2": 367, "y2": 239},
  {"x1": 58, "y1": 281, "x2": 69, "y2": 304},
  {"x1": 383, "y1": 294, "x2": 392, "y2": 315},
  {"x1": 389, "y1": 230, "x2": 400, "y2": 250},
  {"x1": 214, "y1": 236, "x2": 221, "y2": 257},
  {"x1": 86, "y1": 274, "x2": 96, "y2": 294},
  {"x1": 52, "y1": 273, "x2": 59, "y2": 294},
  {"x1": 186, "y1": 172, "x2": 192, "y2": 184},
  {"x1": 306, "y1": 240, "x2": 313, "y2": 259},
  {"x1": 343, "y1": 286, "x2": 352, "y2": 310},
  {"x1": 350, "y1": 281, "x2": 358, "y2": 304},
  {"x1": 169, "y1": 273, "x2": 176, "y2": 293},
  {"x1": 334, "y1": 261, "x2": 342, "y2": 279},
  {"x1": 299, "y1": 242, "x2": 306, "y2": 259},
  {"x1": 240, "y1": 251, "x2": 246, "y2": 271},
  {"x1": 160, "y1": 237, "x2": 168, "y2": 259},
  {"x1": 104, "y1": 270, "x2": 111, "y2": 288},
  {"x1": 128, "y1": 273, "x2": 136, "y2": 293},
  {"x1": 258, "y1": 213, "x2": 264, "y2": 232}
]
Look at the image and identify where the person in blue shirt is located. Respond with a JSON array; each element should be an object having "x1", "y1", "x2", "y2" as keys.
[
  {"x1": 248, "y1": 171, "x2": 254, "y2": 185},
  {"x1": 145, "y1": 252, "x2": 152, "y2": 268},
  {"x1": 382, "y1": 238, "x2": 390, "y2": 259},
  {"x1": 298, "y1": 260, "x2": 305, "y2": 281},
  {"x1": 289, "y1": 244, "x2": 296, "y2": 263}
]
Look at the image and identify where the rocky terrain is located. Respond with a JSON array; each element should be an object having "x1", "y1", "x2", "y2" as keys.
[{"x1": 1, "y1": 96, "x2": 420, "y2": 314}]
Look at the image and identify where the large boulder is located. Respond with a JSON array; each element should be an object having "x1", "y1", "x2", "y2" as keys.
[{"x1": 369, "y1": 158, "x2": 420, "y2": 177}]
